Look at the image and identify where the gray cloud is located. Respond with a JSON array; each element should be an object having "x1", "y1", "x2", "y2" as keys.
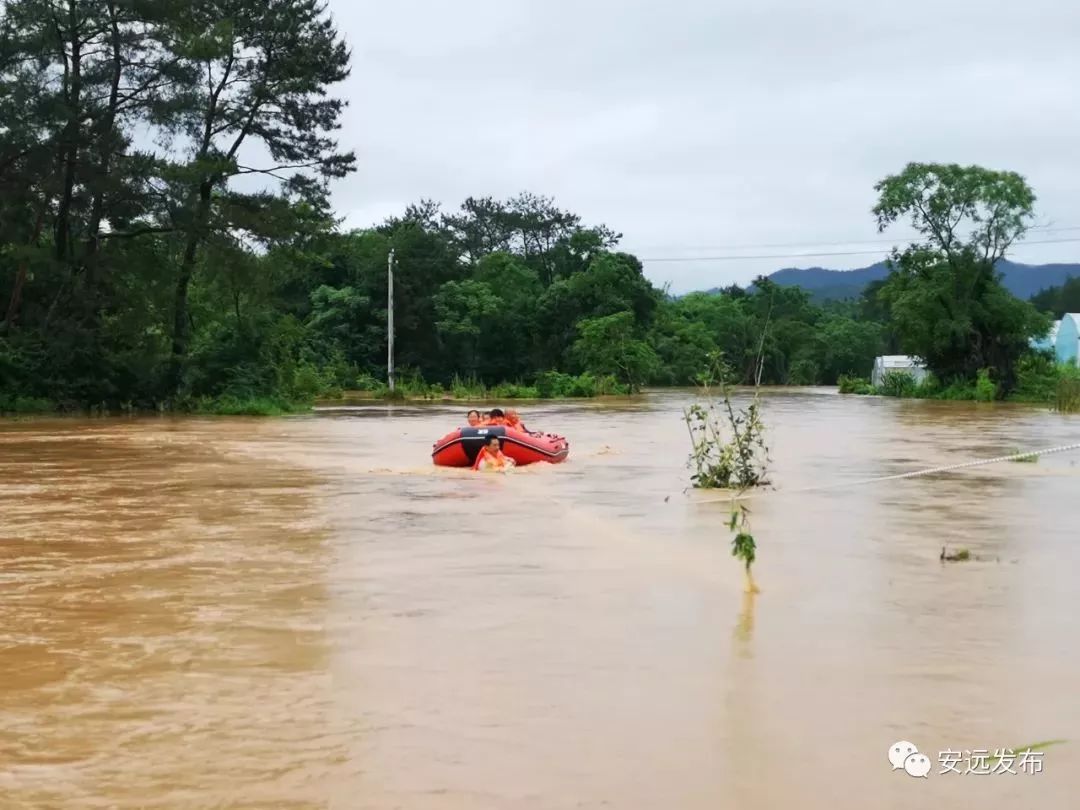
[{"x1": 326, "y1": 0, "x2": 1080, "y2": 292}]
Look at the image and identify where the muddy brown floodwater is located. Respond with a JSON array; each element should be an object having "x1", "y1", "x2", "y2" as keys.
[{"x1": 2, "y1": 389, "x2": 1080, "y2": 809}]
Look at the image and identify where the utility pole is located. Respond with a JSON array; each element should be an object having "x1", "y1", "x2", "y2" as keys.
[{"x1": 387, "y1": 248, "x2": 395, "y2": 392}]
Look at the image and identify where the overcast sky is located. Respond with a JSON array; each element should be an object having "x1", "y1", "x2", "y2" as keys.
[{"x1": 325, "y1": 0, "x2": 1080, "y2": 293}]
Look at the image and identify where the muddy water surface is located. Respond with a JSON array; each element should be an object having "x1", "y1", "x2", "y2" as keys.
[{"x1": 2, "y1": 390, "x2": 1080, "y2": 809}]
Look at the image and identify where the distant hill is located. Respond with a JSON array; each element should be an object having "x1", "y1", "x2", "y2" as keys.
[
  {"x1": 706, "y1": 260, "x2": 1080, "y2": 302},
  {"x1": 766, "y1": 262, "x2": 890, "y2": 301}
]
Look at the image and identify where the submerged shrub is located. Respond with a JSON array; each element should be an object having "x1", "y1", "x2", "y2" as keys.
[
  {"x1": 838, "y1": 374, "x2": 874, "y2": 395},
  {"x1": 974, "y1": 368, "x2": 997, "y2": 402},
  {"x1": 0, "y1": 395, "x2": 55, "y2": 415},
  {"x1": 1056, "y1": 366, "x2": 1080, "y2": 414},
  {"x1": 879, "y1": 371, "x2": 917, "y2": 398},
  {"x1": 685, "y1": 352, "x2": 769, "y2": 593},
  {"x1": 1011, "y1": 352, "x2": 1059, "y2": 403},
  {"x1": 684, "y1": 354, "x2": 770, "y2": 490}
]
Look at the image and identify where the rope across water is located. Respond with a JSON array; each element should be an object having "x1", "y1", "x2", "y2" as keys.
[{"x1": 691, "y1": 441, "x2": 1080, "y2": 504}]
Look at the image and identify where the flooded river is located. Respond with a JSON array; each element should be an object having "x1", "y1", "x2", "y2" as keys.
[{"x1": 2, "y1": 389, "x2": 1080, "y2": 809}]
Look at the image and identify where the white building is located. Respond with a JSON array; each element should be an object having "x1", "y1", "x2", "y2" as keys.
[
  {"x1": 1055, "y1": 314, "x2": 1080, "y2": 365},
  {"x1": 871, "y1": 355, "x2": 929, "y2": 387}
]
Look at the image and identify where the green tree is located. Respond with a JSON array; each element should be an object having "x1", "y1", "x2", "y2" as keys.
[
  {"x1": 0, "y1": 0, "x2": 182, "y2": 330},
  {"x1": 857, "y1": 279, "x2": 900, "y2": 353},
  {"x1": 535, "y1": 250, "x2": 660, "y2": 371},
  {"x1": 571, "y1": 311, "x2": 658, "y2": 392},
  {"x1": 1030, "y1": 277, "x2": 1080, "y2": 319},
  {"x1": 440, "y1": 192, "x2": 619, "y2": 284},
  {"x1": 816, "y1": 316, "x2": 884, "y2": 382},
  {"x1": 872, "y1": 162, "x2": 1050, "y2": 392},
  {"x1": 433, "y1": 279, "x2": 501, "y2": 378},
  {"x1": 163, "y1": 0, "x2": 356, "y2": 393},
  {"x1": 668, "y1": 292, "x2": 752, "y2": 365},
  {"x1": 379, "y1": 222, "x2": 466, "y2": 379},
  {"x1": 650, "y1": 309, "x2": 719, "y2": 386},
  {"x1": 471, "y1": 252, "x2": 543, "y2": 381}
]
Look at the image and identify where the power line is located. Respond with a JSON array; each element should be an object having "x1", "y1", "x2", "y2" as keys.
[
  {"x1": 625, "y1": 225, "x2": 1080, "y2": 257},
  {"x1": 639, "y1": 236, "x2": 1080, "y2": 264}
]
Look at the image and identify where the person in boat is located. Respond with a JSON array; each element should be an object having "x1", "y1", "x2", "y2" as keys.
[
  {"x1": 485, "y1": 408, "x2": 507, "y2": 426},
  {"x1": 472, "y1": 436, "x2": 515, "y2": 471},
  {"x1": 506, "y1": 408, "x2": 545, "y2": 436},
  {"x1": 466, "y1": 409, "x2": 482, "y2": 427},
  {"x1": 504, "y1": 408, "x2": 537, "y2": 435}
]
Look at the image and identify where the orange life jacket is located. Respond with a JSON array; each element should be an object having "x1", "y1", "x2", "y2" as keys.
[{"x1": 472, "y1": 445, "x2": 507, "y2": 470}]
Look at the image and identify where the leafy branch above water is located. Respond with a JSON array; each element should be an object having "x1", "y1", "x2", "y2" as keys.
[
  {"x1": 684, "y1": 352, "x2": 770, "y2": 593},
  {"x1": 683, "y1": 353, "x2": 770, "y2": 491},
  {"x1": 730, "y1": 505, "x2": 759, "y2": 594}
]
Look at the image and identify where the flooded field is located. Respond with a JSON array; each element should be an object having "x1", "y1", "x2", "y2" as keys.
[{"x1": 2, "y1": 389, "x2": 1080, "y2": 809}]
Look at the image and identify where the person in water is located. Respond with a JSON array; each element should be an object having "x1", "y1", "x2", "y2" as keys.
[
  {"x1": 466, "y1": 409, "x2": 482, "y2": 426},
  {"x1": 472, "y1": 436, "x2": 515, "y2": 471}
]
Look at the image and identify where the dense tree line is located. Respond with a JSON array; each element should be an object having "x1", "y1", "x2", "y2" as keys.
[
  {"x1": 0, "y1": 3, "x2": 889, "y2": 412},
  {"x1": 0, "y1": 0, "x2": 355, "y2": 410},
  {"x1": 1031, "y1": 277, "x2": 1080, "y2": 318},
  {"x1": 0, "y1": 2, "x2": 1058, "y2": 411}
]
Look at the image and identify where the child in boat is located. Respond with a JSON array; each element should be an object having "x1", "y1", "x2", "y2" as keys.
[{"x1": 473, "y1": 436, "x2": 515, "y2": 471}]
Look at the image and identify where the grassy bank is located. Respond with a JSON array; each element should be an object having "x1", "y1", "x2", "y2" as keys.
[
  {"x1": 343, "y1": 372, "x2": 631, "y2": 402},
  {"x1": 838, "y1": 355, "x2": 1080, "y2": 412},
  {"x1": 0, "y1": 371, "x2": 633, "y2": 417},
  {"x1": 0, "y1": 394, "x2": 315, "y2": 418},
  {"x1": 0, "y1": 395, "x2": 56, "y2": 415}
]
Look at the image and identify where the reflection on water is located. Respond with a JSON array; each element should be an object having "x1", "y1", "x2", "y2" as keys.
[
  {"x1": 2, "y1": 391, "x2": 1080, "y2": 809},
  {"x1": 733, "y1": 591, "x2": 756, "y2": 649}
]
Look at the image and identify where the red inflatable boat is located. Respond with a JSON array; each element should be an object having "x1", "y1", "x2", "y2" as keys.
[{"x1": 432, "y1": 425, "x2": 570, "y2": 467}]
